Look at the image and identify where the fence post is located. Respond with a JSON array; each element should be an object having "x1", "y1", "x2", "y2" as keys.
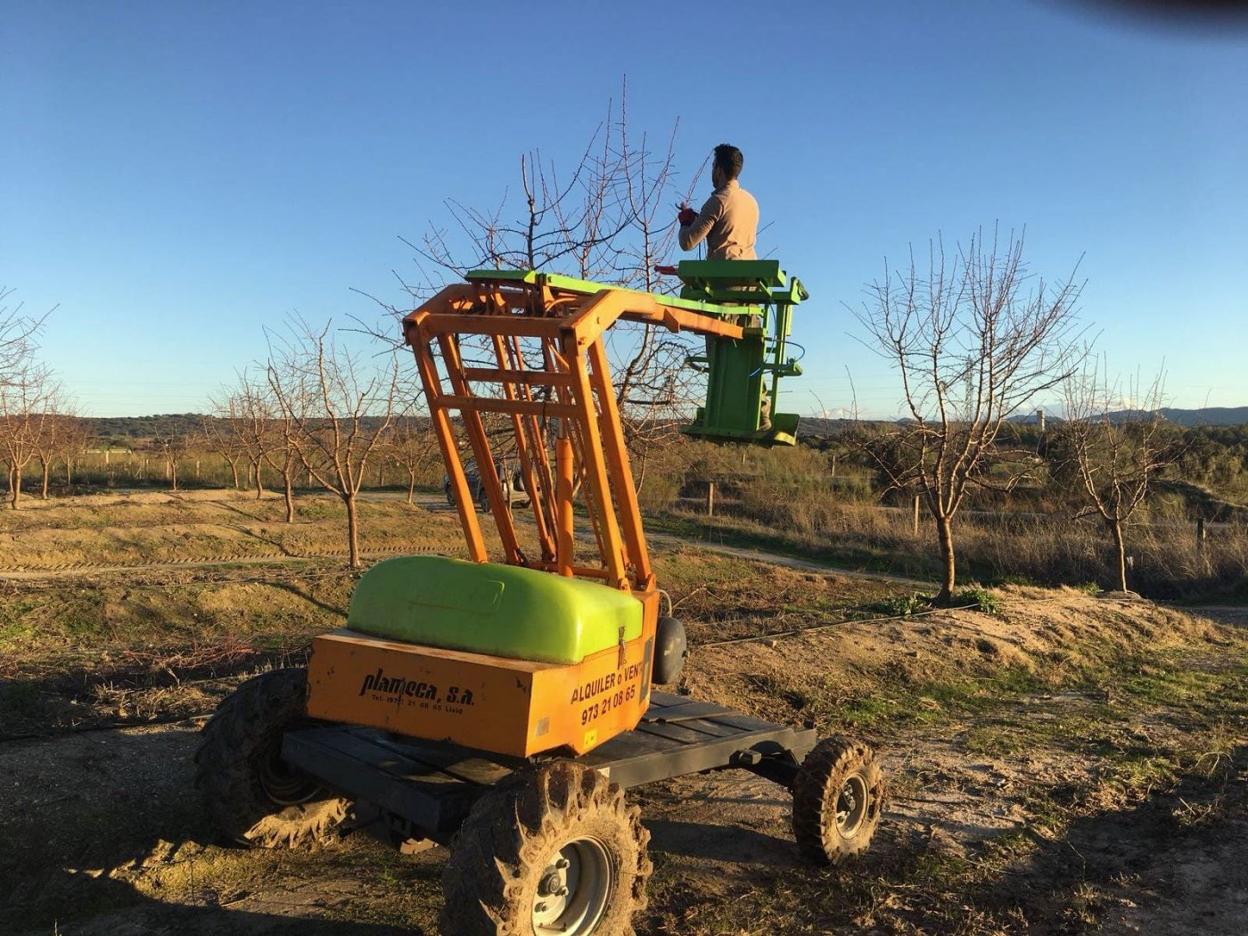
[
  {"x1": 912, "y1": 494, "x2": 921, "y2": 537},
  {"x1": 706, "y1": 480, "x2": 715, "y2": 517}
]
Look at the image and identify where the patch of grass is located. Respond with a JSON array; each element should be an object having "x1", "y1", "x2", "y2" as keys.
[
  {"x1": 869, "y1": 591, "x2": 931, "y2": 617},
  {"x1": 809, "y1": 665, "x2": 1046, "y2": 734},
  {"x1": 955, "y1": 586, "x2": 1001, "y2": 614}
]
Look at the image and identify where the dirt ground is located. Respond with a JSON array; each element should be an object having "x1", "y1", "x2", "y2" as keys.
[{"x1": 1, "y1": 490, "x2": 1246, "y2": 934}]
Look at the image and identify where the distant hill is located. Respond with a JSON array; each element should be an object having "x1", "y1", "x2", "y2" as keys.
[
  {"x1": 1008, "y1": 406, "x2": 1248, "y2": 428},
  {"x1": 86, "y1": 414, "x2": 209, "y2": 443},
  {"x1": 1154, "y1": 407, "x2": 1248, "y2": 427},
  {"x1": 1080, "y1": 407, "x2": 1248, "y2": 427},
  {"x1": 74, "y1": 404, "x2": 1248, "y2": 447},
  {"x1": 82, "y1": 413, "x2": 415, "y2": 447}
]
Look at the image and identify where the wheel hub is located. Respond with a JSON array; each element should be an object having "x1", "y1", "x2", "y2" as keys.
[
  {"x1": 531, "y1": 837, "x2": 613, "y2": 934},
  {"x1": 256, "y1": 741, "x2": 320, "y2": 806},
  {"x1": 834, "y1": 774, "x2": 869, "y2": 838}
]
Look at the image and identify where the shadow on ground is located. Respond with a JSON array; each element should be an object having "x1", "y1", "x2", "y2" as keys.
[
  {"x1": 959, "y1": 744, "x2": 1248, "y2": 934},
  {"x1": 0, "y1": 724, "x2": 432, "y2": 935}
]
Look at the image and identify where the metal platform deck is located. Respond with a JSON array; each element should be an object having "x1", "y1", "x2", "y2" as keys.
[{"x1": 283, "y1": 691, "x2": 817, "y2": 844}]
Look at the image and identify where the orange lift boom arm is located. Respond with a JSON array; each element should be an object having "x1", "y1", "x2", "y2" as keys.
[{"x1": 402, "y1": 275, "x2": 746, "y2": 595}]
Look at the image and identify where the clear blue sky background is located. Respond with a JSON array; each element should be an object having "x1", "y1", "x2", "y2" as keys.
[{"x1": 3, "y1": 0, "x2": 1245, "y2": 417}]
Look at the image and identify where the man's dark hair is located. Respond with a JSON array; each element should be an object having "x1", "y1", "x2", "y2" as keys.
[{"x1": 713, "y1": 143, "x2": 743, "y2": 181}]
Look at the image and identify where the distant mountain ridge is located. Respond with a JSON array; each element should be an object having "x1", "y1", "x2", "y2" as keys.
[
  {"x1": 1146, "y1": 407, "x2": 1248, "y2": 427},
  {"x1": 1077, "y1": 407, "x2": 1248, "y2": 427},
  {"x1": 82, "y1": 413, "x2": 400, "y2": 444},
  {"x1": 799, "y1": 406, "x2": 1248, "y2": 434},
  {"x1": 74, "y1": 405, "x2": 1248, "y2": 444}
]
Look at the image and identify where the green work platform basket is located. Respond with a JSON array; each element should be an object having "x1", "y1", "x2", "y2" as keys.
[{"x1": 676, "y1": 260, "x2": 806, "y2": 447}]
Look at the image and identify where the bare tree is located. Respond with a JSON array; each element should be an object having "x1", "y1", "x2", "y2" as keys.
[
  {"x1": 262, "y1": 386, "x2": 302, "y2": 523},
  {"x1": 0, "y1": 287, "x2": 47, "y2": 381},
  {"x1": 202, "y1": 413, "x2": 246, "y2": 490},
  {"x1": 1054, "y1": 362, "x2": 1178, "y2": 592},
  {"x1": 267, "y1": 319, "x2": 403, "y2": 568},
  {"x1": 385, "y1": 416, "x2": 439, "y2": 504},
  {"x1": 33, "y1": 398, "x2": 79, "y2": 499},
  {"x1": 0, "y1": 363, "x2": 57, "y2": 508},
  {"x1": 55, "y1": 414, "x2": 89, "y2": 486},
  {"x1": 152, "y1": 431, "x2": 188, "y2": 491},
  {"x1": 0, "y1": 288, "x2": 52, "y2": 507},
  {"x1": 857, "y1": 228, "x2": 1085, "y2": 602},
  {"x1": 218, "y1": 375, "x2": 276, "y2": 501},
  {"x1": 401, "y1": 88, "x2": 703, "y2": 486}
]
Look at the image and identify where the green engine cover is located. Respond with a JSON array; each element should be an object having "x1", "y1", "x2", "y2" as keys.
[{"x1": 346, "y1": 555, "x2": 644, "y2": 665}]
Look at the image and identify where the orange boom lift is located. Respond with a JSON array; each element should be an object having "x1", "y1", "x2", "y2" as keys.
[{"x1": 194, "y1": 264, "x2": 886, "y2": 936}]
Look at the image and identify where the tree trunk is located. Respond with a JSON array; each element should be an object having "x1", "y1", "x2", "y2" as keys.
[
  {"x1": 283, "y1": 471, "x2": 295, "y2": 523},
  {"x1": 11, "y1": 466, "x2": 21, "y2": 509},
  {"x1": 229, "y1": 459, "x2": 240, "y2": 490},
  {"x1": 345, "y1": 494, "x2": 361, "y2": 568},
  {"x1": 253, "y1": 460, "x2": 264, "y2": 499},
  {"x1": 935, "y1": 513, "x2": 956, "y2": 603},
  {"x1": 170, "y1": 460, "x2": 178, "y2": 492},
  {"x1": 406, "y1": 470, "x2": 416, "y2": 504},
  {"x1": 65, "y1": 458, "x2": 73, "y2": 485},
  {"x1": 1111, "y1": 519, "x2": 1127, "y2": 592},
  {"x1": 40, "y1": 458, "x2": 50, "y2": 499}
]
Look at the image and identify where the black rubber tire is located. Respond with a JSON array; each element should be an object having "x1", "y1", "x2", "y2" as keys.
[
  {"x1": 792, "y1": 736, "x2": 884, "y2": 865},
  {"x1": 194, "y1": 668, "x2": 348, "y2": 848},
  {"x1": 652, "y1": 616, "x2": 687, "y2": 686},
  {"x1": 439, "y1": 762, "x2": 651, "y2": 936}
]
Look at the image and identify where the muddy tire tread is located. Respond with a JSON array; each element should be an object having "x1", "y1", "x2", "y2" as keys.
[
  {"x1": 194, "y1": 667, "x2": 347, "y2": 848},
  {"x1": 792, "y1": 735, "x2": 885, "y2": 866},
  {"x1": 439, "y1": 761, "x2": 651, "y2": 936}
]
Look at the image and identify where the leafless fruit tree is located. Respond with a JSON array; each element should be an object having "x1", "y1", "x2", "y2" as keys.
[
  {"x1": 1053, "y1": 362, "x2": 1178, "y2": 592},
  {"x1": 857, "y1": 228, "x2": 1085, "y2": 602},
  {"x1": 0, "y1": 362, "x2": 57, "y2": 508},
  {"x1": 396, "y1": 89, "x2": 704, "y2": 490},
  {"x1": 0, "y1": 288, "x2": 52, "y2": 508},
  {"x1": 33, "y1": 400, "x2": 82, "y2": 498},
  {"x1": 202, "y1": 413, "x2": 246, "y2": 490},
  {"x1": 261, "y1": 383, "x2": 302, "y2": 523},
  {"x1": 55, "y1": 415, "x2": 89, "y2": 486},
  {"x1": 152, "y1": 431, "x2": 189, "y2": 492},
  {"x1": 386, "y1": 416, "x2": 439, "y2": 504},
  {"x1": 267, "y1": 319, "x2": 403, "y2": 568},
  {"x1": 0, "y1": 287, "x2": 45, "y2": 380},
  {"x1": 215, "y1": 374, "x2": 281, "y2": 503}
]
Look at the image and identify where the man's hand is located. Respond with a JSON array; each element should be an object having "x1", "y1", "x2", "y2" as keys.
[{"x1": 677, "y1": 205, "x2": 697, "y2": 227}]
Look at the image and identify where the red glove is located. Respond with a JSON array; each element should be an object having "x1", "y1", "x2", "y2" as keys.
[{"x1": 677, "y1": 206, "x2": 697, "y2": 226}]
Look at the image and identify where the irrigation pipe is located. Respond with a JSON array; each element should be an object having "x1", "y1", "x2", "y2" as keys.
[{"x1": 695, "y1": 602, "x2": 981, "y2": 649}]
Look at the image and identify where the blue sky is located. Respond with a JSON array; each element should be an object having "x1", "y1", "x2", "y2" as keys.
[{"x1": 3, "y1": 0, "x2": 1245, "y2": 417}]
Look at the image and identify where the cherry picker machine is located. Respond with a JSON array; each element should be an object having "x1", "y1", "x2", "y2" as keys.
[{"x1": 194, "y1": 261, "x2": 885, "y2": 935}]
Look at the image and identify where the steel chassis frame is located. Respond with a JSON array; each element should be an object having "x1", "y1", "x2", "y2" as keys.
[{"x1": 283, "y1": 691, "x2": 817, "y2": 847}]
